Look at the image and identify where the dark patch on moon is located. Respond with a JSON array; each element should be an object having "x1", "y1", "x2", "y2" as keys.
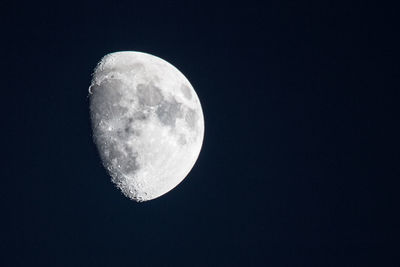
[
  {"x1": 115, "y1": 123, "x2": 136, "y2": 140},
  {"x1": 94, "y1": 135, "x2": 139, "y2": 176},
  {"x1": 185, "y1": 108, "x2": 198, "y2": 129},
  {"x1": 180, "y1": 84, "x2": 192, "y2": 100},
  {"x1": 156, "y1": 98, "x2": 183, "y2": 127},
  {"x1": 121, "y1": 145, "x2": 140, "y2": 174},
  {"x1": 115, "y1": 116, "x2": 142, "y2": 140},
  {"x1": 132, "y1": 111, "x2": 149, "y2": 121},
  {"x1": 178, "y1": 134, "x2": 187, "y2": 145},
  {"x1": 137, "y1": 83, "x2": 163, "y2": 106},
  {"x1": 90, "y1": 79, "x2": 128, "y2": 123}
]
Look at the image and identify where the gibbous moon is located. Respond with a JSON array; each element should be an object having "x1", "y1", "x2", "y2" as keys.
[{"x1": 89, "y1": 51, "x2": 204, "y2": 202}]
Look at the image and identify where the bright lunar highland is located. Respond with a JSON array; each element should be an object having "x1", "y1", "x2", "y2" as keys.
[{"x1": 89, "y1": 51, "x2": 204, "y2": 202}]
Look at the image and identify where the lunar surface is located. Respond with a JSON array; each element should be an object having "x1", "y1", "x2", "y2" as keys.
[{"x1": 89, "y1": 51, "x2": 204, "y2": 202}]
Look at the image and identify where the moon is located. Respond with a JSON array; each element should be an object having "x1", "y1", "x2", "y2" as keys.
[{"x1": 89, "y1": 51, "x2": 204, "y2": 202}]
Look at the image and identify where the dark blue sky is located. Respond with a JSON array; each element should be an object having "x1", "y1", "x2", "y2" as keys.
[{"x1": 4, "y1": 1, "x2": 399, "y2": 266}]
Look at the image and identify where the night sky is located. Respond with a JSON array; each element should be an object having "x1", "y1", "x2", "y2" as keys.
[{"x1": 4, "y1": 1, "x2": 399, "y2": 266}]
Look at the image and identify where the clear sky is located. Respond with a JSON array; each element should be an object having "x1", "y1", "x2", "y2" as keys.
[{"x1": 4, "y1": 1, "x2": 399, "y2": 266}]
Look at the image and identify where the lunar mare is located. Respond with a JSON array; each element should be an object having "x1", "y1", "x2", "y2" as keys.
[{"x1": 89, "y1": 51, "x2": 204, "y2": 202}]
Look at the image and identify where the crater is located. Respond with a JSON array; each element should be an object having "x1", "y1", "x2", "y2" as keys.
[{"x1": 97, "y1": 62, "x2": 144, "y2": 79}]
